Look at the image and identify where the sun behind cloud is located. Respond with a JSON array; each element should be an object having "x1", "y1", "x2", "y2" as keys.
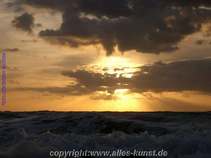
[{"x1": 93, "y1": 55, "x2": 141, "y2": 78}]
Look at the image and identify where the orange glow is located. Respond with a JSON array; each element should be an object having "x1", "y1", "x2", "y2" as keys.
[{"x1": 93, "y1": 56, "x2": 140, "y2": 78}]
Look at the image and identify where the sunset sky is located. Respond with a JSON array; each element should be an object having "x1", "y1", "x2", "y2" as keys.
[{"x1": 1, "y1": 0, "x2": 211, "y2": 111}]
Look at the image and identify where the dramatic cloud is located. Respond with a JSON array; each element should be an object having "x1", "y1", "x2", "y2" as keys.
[
  {"x1": 13, "y1": 0, "x2": 211, "y2": 55},
  {"x1": 16, "y1": 59, "x2": 211, "y2": 98},
  {"x1": 131, "y1": 59, "x2": 211, "y2": 93},
  {"x1": 12, "y1": 12, "x2": 34, "y2": 32}
]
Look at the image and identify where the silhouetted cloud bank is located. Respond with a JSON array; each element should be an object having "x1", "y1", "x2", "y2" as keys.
[
  {"x1": 12, "y1": 0, "x2": 211, "y2": 54},
  {"x1": 16, "y1": 59, "x2": 211, "y2": 97}
]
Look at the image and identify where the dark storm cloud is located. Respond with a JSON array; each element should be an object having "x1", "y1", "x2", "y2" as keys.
[
  {"x1": 62, "y1": 69, "x2": 129, "y2": 93},
  {"x1": 16, "y1": 59, "x2": 211, "y2": 98},
  {"x1": 12, "y1": 12, "x2": 34, "y2": 32},
  {"x1": 131, "y1": 59, "x2": 211, "y2": 93},
  {"x1": 17, "y1": 70, "x2": 129, "y2": 95},
  {"x1": 14, "y1": 0, "x2": 211, "y2": 54},
  {"x1": 62, "y1": 58, "x2": 211, "y2": 94}
]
